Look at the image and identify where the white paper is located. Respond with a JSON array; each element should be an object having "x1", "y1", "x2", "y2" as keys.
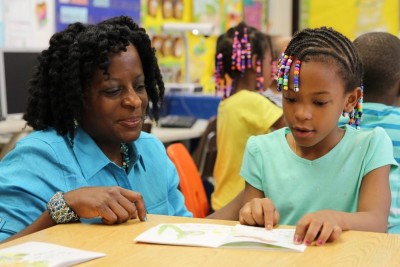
[
  {"x1": 134, "y1": 223, "x2": 306, "y2": 252},
  {"x1": 0, "y1": 241, "x2": 106, "y2": 267}
]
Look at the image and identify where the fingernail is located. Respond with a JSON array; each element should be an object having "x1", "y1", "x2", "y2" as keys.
[
  {"x1": 266, "y1": 224, "x2": 273, "y2": 230},
  {"x1": 305, "y1": 240, "x2": 311, "y2": 246},
  {"x1": 144, "y1": 216, "x2": 147, "y2": 221},
  {"x1": 317, "y1": 239, "x2": 324, "y2": 246},
  {"x1": 293, "y1": 235, "x2": 301, "y2": 244}
]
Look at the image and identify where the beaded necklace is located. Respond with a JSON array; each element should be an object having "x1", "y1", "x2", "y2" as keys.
[{"x1": 120, "y1": 143, "x2": 130, "y2": 173}]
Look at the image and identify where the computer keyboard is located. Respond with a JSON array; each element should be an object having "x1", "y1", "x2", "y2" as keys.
[{"x1": 159, "y1": 115, "x2": 197, "y2": 128}]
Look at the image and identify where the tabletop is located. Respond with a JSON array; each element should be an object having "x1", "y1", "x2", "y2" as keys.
[{"x1": 1, "y1": 214, "x2": 399, "y2": 266}]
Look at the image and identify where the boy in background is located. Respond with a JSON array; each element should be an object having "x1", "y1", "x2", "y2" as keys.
[{"x1": 340, "y1": 31, "x2": 400, "y2": 233}]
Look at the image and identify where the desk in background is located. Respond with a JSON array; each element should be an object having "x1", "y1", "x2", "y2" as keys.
[
  {"x1": 0, "y1": 118, "x2": 208, "y2": 149},
  {"x1": 162, "y1": 93, "x2": 222, "y2": 119},
  {"x1": 1, "y1": 214, "x2": 399, "y2": 266},
  {"x1": 151, "y1": 119, "x2": 208, "y2": 144}
]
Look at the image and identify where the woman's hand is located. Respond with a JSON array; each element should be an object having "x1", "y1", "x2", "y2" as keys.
[
  {"x1": 63, "y1": 186, "x2": 147, "y2": 224},
  {"x1": 294, "y1": 210, "x2": 342, "y2": 246},
  {"x1": 239, "y1": 198, "x2": 280, "y2": 229}
]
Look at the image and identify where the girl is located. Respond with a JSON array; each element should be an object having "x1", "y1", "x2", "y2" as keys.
[
  {"x1": 211, "y1": 22, "x2": 285, "y2": 211},
  {"x1": 239, "y1": 27, "x2": 398, "y2": 246}
]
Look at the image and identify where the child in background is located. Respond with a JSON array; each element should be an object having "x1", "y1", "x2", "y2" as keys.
[
  {"x1": 211, "y1": 22, "x2": 285, "y2": 211},
  {"x1": 262, "y1": 35, "x2": 292, "y2": 108},
  {"x1": 239, "y1": 27, "x2": 398, "y2": 246},
  {"x1": 342, "y1": 32, "x2": 400, "y2": 233}
]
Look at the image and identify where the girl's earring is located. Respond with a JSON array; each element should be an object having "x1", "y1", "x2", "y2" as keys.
[{"x1": 256, "y1": 59, "x2": 264, "y2": 92}]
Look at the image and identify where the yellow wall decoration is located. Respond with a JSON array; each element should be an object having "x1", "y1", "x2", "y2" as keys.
[{"x1": 300, "y1": 0, "x2": 398, "y2": 39}]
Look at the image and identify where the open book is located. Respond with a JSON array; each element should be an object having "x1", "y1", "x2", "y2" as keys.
[
  {"x1": 134, "y1": 223, "x2": 306, "y2": 252},
  {"x1": 0, "y1": 241, "x2": 106, "y2": 267}
]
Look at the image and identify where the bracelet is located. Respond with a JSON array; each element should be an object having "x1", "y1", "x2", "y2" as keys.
[{"x1": 47, "y1": 191, "x2": 80, "y2": 224}]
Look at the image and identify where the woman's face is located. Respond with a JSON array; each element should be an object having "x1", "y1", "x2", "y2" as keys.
[{"x1": 80, "y1": 44, "x2": 148, "y2": 150}]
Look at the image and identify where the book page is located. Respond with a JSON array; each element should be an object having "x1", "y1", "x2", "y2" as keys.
[
  {"x1": 135, "y1": 223, "x2": 234, "y2": 248},
  {"x1": 0, "y1": 241, "x2": 106, "y2": 267},
  {"x1": 134, "y1": 223, "x2": 306, "y2": 252},
  {"x1": 225, "y1": 224, "x2": 306, "y2": 252}
]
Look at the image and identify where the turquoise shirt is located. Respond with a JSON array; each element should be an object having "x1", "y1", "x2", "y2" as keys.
[
  {"x1": 0, "y1": 128, "x2": 191, "y2": 241},
  {"x1": 339, "y1": 103, "x2": 400, "y2": 233},
  {"x1": 241, "y1": 125, "x2": 398, "y2": 226}
]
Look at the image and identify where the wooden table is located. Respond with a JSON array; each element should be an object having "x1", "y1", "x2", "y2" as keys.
[{"x1": 1, "y1": 214, "x2": 399, "y2": 266}]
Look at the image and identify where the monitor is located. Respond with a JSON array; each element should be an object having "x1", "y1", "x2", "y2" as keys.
[{"x1": 0, "y1": 49, "x2": 42, "y2": 119}]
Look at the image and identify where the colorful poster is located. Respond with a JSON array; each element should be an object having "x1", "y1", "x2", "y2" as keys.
[
  {"x1": 192, "y1": 0, "x2": 220, "y2": 35},
  {"x1": 141, "y1": 0, "x2": 191, "y2": 84},
  {"x1": 243, "y1": 0, "x2": 269, "y2": 32},
  {"x1": 300, "y1": 0, "x2": 398, "y2": 39},
  {"x1": 221, "y1": 0, "x2": 243, "y2": 31},
  {"x1": 56, "y1": 0, "x2": 141, "y2": 32}
]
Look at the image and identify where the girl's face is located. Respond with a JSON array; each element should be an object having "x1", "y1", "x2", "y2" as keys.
[
  {"x1": 80, "y1": 44, "x2": 148, "y2": 152},
  {"x1": 282, "y1": 60, "x2": 359, "y2": 155}
]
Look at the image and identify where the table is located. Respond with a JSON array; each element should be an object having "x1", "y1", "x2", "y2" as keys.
[
  {"x1": 161, "y1": 93, "x2": 222, "y2": 119},
  {"x1": 1, "y1": 214, "x2": 399, "y2": 266}
]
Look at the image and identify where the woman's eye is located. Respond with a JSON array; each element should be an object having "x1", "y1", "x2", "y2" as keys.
[
  {"x1": 135, "y1": 85, "x2": 146, "y2": 92},
  {"x1": 104, "y1": 87, "x2": 121, "y2": 95}
]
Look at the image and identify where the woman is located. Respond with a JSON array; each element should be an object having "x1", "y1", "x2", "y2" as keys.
[{"x1": 0, "y1": 16, "x2": 191, "y2": 242}]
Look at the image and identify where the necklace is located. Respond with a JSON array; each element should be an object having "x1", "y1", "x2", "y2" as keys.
[{"x1": 120, "y1": 143, "x2": 130, "y2": 173}]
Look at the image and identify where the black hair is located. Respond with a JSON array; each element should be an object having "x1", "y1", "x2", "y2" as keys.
[
  {"x1": 215, "y1": 21, "x2": 272, "y2": 79},
  {"x1": 283, "y1": 26, "x2": 363, "y2": 93},
  {"x1": 23, "y1": 16, "x2": 164, "y2": 141},
  {"x1": 353, "y1": 32, "x2": 400, "y2": 99}
]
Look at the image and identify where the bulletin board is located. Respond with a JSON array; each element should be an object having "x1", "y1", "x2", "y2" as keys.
[
  {"x1": 299, "y1": 0, "x2": 398, "y2": 39},
  {"x1": 55, "y1": 0, "x2": 141, "y2": 32}
]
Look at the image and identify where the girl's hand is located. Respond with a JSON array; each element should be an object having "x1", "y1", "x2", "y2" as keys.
[
  {"x1": 63, "y1": 186, "x2": 147, "y2": 224},
  {"x1": 294, "y1": 210, "x2": 342, "y2": 246},
  {"x1": 239, "y1": 198, "x2": 280, "y2": 229}
]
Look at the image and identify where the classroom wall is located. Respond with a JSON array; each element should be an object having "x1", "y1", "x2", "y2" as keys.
[{"x1": 0, "y1": 0, "x2": 54, "y2": 49}]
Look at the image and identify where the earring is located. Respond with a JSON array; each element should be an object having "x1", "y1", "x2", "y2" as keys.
[{"x1": 73, "y1": 118, "x2": 79, "y2": 129}]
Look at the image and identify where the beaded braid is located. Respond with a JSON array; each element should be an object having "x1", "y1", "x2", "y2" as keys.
[
  {"x1": 276, "y1": 27, "x2": 364, "y2": 128},
  {"x1": 214, "y1": 22, "x2": 270, "y2": 98}
]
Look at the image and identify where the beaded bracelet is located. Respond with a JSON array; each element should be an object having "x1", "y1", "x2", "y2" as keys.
[{"x1": 47, "y1": 191, "x2": 80, "y2": 224}]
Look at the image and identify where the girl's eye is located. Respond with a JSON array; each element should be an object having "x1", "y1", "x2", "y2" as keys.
[
  {"x1": 284, "y1": 96, "x2": 296, "y2": 103},
  {"x1": 314, "y1": 101, "x2": 328, "y2": 106}
]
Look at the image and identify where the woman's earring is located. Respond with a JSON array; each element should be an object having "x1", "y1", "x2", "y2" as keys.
[{"x1": 73, "y1": 118, "x2": 79, "y2": 129}]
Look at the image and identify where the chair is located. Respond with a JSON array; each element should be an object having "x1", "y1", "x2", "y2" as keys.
[
  {"x1": 192, "y1": 116, "x2": 217, "y2": 180},
  {"x1": 166, "y1": 142, "x2": 210, "y2": 218}
]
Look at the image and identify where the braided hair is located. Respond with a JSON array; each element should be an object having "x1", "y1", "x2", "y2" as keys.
[
  {"x1": 277, "y1": 26, "x2": 364, "y2": 128},
  {"x1": 23, "y1": 16, "x2": 164, "y2": 141},
  {"x1": 214, "y1": 22, "x2": 272, "y2": 96}
]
